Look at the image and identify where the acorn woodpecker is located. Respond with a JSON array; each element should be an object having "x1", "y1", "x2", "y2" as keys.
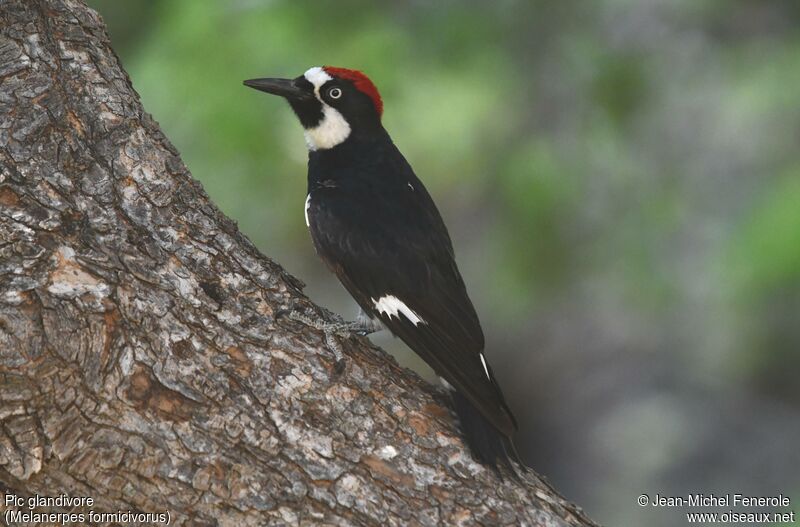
[{"x1": 244, "y1": 67, "x2": 520, "y2": 471}]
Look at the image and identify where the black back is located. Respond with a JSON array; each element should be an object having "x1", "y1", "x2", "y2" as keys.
[{"x1": 305, "y1": 132, "x2": 517, "y2": 438}]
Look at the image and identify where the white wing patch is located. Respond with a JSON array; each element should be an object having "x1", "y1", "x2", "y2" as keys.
[
  {"x1": 304, "y1": 194, "x2": 311, "y2": 227},
  {"x1": 372, "y1": 295, "x2": 425, "y2": 326},
  {"x1": 479, "y1": 353, "x2": 490, "y2": 379},
  {"x1": 439, "y1": 376, "x2": 455, "y2": 391}
]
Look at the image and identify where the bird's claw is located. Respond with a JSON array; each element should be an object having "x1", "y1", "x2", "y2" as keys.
[
  {"x1": 286, "y1": 310, "x2": 376, "y2": 337},
  {"x1": 274, "y1": 307, "x2": 293, "y2": 320},
  {"x1": 285, "y1": 310, "x2": 378, "y2": 372}
]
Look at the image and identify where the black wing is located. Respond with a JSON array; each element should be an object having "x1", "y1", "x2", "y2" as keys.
[{"x1": 307, "y1": 175, "x2": 517, "y2": 437}]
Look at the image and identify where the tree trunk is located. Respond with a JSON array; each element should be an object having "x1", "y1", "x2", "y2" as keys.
[{"x1": 0, "y1": 1, "x2": 598, "y2": 525}]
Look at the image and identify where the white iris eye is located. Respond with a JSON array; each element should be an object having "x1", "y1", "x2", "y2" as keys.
[{"x1": 328, "y1": 87, "x2": 342, "y2": 99}]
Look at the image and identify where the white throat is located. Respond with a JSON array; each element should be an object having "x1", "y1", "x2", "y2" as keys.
[
  {"x1": 302, "y1": 66, "x2": 351, "y2": 151},
  {"x1": 303, "y1": 106, "x2": 351, "y2": 151}
]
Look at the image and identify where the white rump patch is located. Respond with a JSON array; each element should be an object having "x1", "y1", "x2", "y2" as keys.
[
  {"x1": 304, "y1": 194, "x2": 311, "y2": 227},
  {"x1": 372, "y1": 295, "x2": 425, "y2": 326},
  {"x1": 439, "y1": 376, "x2": 455, "y2": 391},
  {"x1": 304, "y1": 104, "x2": 351, "y2": 150},
  {"x1": 479, "y1": 353, "x2": 490, "y2": 379}
]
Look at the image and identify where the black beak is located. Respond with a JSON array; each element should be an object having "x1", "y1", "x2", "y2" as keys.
[{"x1": 243, "y1": 78, "x2": 309, "y2": 100}]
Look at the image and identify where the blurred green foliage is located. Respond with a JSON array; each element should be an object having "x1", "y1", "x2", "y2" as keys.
[
  {"x1": 87, "y1": 1, "x2": 800, "y2": 525},
  {"x1": 733, "y1": 171, "x2": 800, "y2": 291}
]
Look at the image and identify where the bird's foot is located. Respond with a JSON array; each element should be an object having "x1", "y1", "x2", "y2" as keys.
[
  {"x1": 286, "y1": 310, "x2": 378, "y2": 337},
  {"x1": 284, "y1": 310, "x2": 379, "y2": 373}
]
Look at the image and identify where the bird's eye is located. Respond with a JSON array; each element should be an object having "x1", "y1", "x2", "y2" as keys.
[{"x1": 327, "y1": 87, "x2": 342, "y2": 99}]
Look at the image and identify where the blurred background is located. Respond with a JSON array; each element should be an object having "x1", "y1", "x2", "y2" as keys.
[{"x1": 87, "y1": 0, "x2": 800, "y2": 524}]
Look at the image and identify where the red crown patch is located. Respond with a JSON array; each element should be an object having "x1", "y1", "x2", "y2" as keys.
[{"x1": 323, "y1": 66, "x2": 383, "y2": 117}]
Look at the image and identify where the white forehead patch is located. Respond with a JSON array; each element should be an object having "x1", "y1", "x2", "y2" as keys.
[
  {"x1": 302, "y1": 66, "x2": 351, "y2": 150},
  {"x1": 304, "y1": 66, "x2": 333, "y2": 93}
]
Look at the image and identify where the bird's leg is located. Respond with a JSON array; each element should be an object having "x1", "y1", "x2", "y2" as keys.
[
  {"x1": 284, "y1": 308, "x2": 382, "y2": 372},
  {"x1": 286, "y1": 311, "x2": 379, "y2": 338},
  {"x1": 355, "y1": 307, "x2": 385, "y2": 335}
]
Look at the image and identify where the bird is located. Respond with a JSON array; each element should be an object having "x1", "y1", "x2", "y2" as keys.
[{"x1": 244, "y1": 66, "x2": 520, "y2": 472}]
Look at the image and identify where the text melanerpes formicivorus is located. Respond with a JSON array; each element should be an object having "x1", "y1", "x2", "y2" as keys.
[{"x1": 244, "y1": 66, "x2": 521, "y2": 471}]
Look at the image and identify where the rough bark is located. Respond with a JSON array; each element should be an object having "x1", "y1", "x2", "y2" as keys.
[{"x1": 0, "y1": 1, "x2": 598, "y2": 525}]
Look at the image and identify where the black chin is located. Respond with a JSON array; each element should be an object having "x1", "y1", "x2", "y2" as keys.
[{"x1": 288, "y1": 97, "x2": 324, "y2": 129}]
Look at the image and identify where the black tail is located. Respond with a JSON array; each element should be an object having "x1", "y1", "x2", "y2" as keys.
[{"x1": 450, "y1": 391, "x2": 523, "y2": 475}]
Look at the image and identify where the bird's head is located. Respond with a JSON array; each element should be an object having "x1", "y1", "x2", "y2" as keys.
[{"x1": 244, "y1": 66, "x2": 383, "y2": 151}]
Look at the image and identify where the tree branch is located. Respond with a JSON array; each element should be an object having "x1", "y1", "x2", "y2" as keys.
[{"x1": 0, "y1": 0, "x2": 598, "y2": 525}]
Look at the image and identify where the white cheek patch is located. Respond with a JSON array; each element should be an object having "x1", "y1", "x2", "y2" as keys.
[
  {"x1": 303, "y1": 105, "x2": 351, "y2": 151},
  {"x1": 304, "y1": 194, "x2": 311, "y2": 227},
  {"x1": 302, "y1": 66, "x2": 351, "y2": 151},
  {"x1": 372, "y1": 295, "x2": 425, "y2": 326}
]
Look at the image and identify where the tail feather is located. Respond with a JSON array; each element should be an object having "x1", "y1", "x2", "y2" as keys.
[{"x1": 450, "y1": 390, "x2": 523, "y2": 476}]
